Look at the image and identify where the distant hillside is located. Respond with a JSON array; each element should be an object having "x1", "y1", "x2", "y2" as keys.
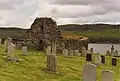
[
  {"x1": 0, "y1": 24, "x2": 119, "y2": 43},
  {"x1": 58, "y1": 24, "x2": 119, "y2": 31},
  {"x1": 0, "y1": 27, "x2": 27, "y2": 38}
]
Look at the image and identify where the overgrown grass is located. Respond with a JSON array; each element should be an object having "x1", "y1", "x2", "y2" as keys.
[
  {"x1": 62, "y1": 29, "x2": 120, "y2": 38},
  {"x1": 0, "y1": 45, "x2": 119, "y2": 81}
]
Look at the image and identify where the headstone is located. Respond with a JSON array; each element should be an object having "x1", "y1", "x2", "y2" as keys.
[
  {"x1": 63, "y1": 49, "x2": 68, "y2": 56},
  {"x1": 22, "y1": 46, "x2": 27, "y2": 55},
  {"x1": 94, "y1": 55, "x2": 101, "y2": 65},
  {"x1": 78, "y1": 53, "x2": 81, "y2": 56},
  {"x1": 90, "y1": 48, "x2": 93, "y2": 54},
  {"x1": 75, "y1": 50, "x2": 79, "y2": 56},
  {"x1": 106, "y1": 50, "x2": 111, "y2": 56},
  {"x1": 112, "y1": 57, "x2": 117, "y2": 66},
  {"x1": 82, "y1": 47, "x2": 87, "y2": 56},
  {"x1": 111, "y1": 45, "x2": 114, "y2": 56},
  {"x1": 46, "y1": 46, "x2": 51, "y2": 55},
  {"x1": 46, "y1": 54, "x2": 57, "y2": 72},
  {"x1": 0, "y1": 39, "x2": 1, "y2": 44},
  {"x1": 1, "y1": 38, "x2": 6, "y2": 44},
  {"x1": 82, "y1": 63, "x2": 97, "y2": 81},
  {"x1": 114, "y1": 50, "x2": 119, "y2": 57},
  {"x1": 52, "y1": 44, "x2": 56, "y2": 55},
  {"x1": 102, "y1": 70, "x2": 114, "y2": 81},
  {"x1": 86, "y1": 53, "x2": 92, "y2": 61},
  {"x1": 69, "y1": 50, "x2": 74, "y2": 56},
  {"x1": 101, "y1": 55, "x2": 105, "y2": 63}
]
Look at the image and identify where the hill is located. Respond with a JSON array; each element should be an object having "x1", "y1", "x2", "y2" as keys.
[
  {"x1": 0, "y1": 45, "x2": 120, "y2": 81},
  {"x1": 0, "y1": 24, "x2": 119, "y2": 43}
]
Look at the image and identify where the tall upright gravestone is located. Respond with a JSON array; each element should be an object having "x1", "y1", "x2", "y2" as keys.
[{"x1": 82, "y1": 63, "x2": 97, "y2": 81}]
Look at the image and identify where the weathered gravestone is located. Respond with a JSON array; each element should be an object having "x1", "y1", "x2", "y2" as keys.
[
  {"x1": 1, "y1": 38, "x2": 6, "y2": 44},
  {"x1": 51, "y1": 44, "x2": 56, "y2": 55},
  {"x1": 0, "y1": 39, "x2": 1, "y2": 44},
  {"x1": 82, "y1": 47, "x2": 87, "y2": 56},
  {"x1": 114, "y1": 50, "x2": 119, "y2": 57},
  {"x1": 90, "y1": 48, "x2": 93, "y2": 54},
  {"x1": 101, "y1": 55, "x2": 105, "y2": 63},
  {"x1": 46, "y1": 46, "x2": 51, "y2": 55},
  {"x1": 75, "y1": 50, "x2": 79, "y2": 56},
  {"x1": 106, "y1": 50, "x2": 111, "y2": 56},
  {"x1": 94, "y1": 55, "x2": 101, "y2": 65},
  {"x1": 22, "y1": 46, "x2": 27, "y2": 55},
  {"x1": 102, "y1": 70, "x2": 114, "y2": 81},
  {"x1": 112, "y1": 57, "x2": 117, "y2": 66},
  {"x1": 82, "y1": 63, "x2": 97, "y2": 81},
  {"x1": 63, "y1": 49, "x2": 68, "y2": 56},
  {"x1": 111, "y1": 45, "x2": 114, "y2": 56},
  {"x1": 46, "y1": 54, "x2": 57, "y2": 73},
  {"x1": 86, "y1": 53, "x2": 92, "y2": 61},
  {"x1": 69, "y1": 50, "x2": 74, "y2": 56}
]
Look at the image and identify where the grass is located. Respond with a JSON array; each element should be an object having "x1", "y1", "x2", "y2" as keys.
[
  {"x1": 62, "y1": 29, "x2": 120, "y2": 38},
  {"x1": 0, "y1": 44, "x2": 120, "y2": 81}
]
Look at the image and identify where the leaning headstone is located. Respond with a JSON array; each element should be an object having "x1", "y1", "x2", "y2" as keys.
[
  {"x1": 86, "y1": 53, "x2": 92, "y2": 61},
  {"x1": 101, "y1": 55, "x2": 105, "y2": 63},
  {"x1": 102, "y1": 70, "x2": 114, "y2": 81},
  {"x1": 82, "y1": 63, "x2": 97, "y2": 81},
  {"x1": 63, "y1": 49, "x2": 68, "y2": 56},
  {"x1": 69, "y1": 50, "x2": 74, "y2": 56},
  {"x1": 82, "y1": 47, "x2": 87, "y2": 56},
  {"x1": 46, "y1": 46, "x2": 51, "y2": 55},
  {"x1": 75, "y1": 50, "x2": 79, "y2": 56},
  {"x1": 112, "y1": 57, "x2": 117, "y2": 66},
  {"x1": 46, "y1": 54, "x2": 57, "y2": 73},
  {"x1": 22, "y1": 46, "x2": 27, "y2": 55},
  {"x1": 94, "y1": 55, "x2": 101, "y2": 65}
]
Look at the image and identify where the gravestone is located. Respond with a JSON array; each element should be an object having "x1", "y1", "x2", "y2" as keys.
[
  {"x1": 112, "y1": 57, "x2": 117, "y2": 66},
  {"x1": 69, "y1": 50, "x2": 74, "y2": 56},
  {"x1": 46, "y1": 54, "x2": 57, "y2": 72},
  {"x1": 111, "y1": 45, "x2": 114, "y2": 56},
  {"x1": 101, "y1": 55, "x2": 105, "y2": 63},
  {"x1": 22, "y1": 46, "x2": 27, "y2": 55},
  {"x1": 75, "y1": 50, "x2": 79, "y2": 56},
  {"x1": 1, "y1": 38, "x2": 6, "y2": 44},
  {"x1": 106, "y1": 50, "x2": 111, "y2": 56},
  {"x1": 63, "y1": 49, "x2": 68, "y2": 56},
  {"x1": 82, "y1": 47, "x2": 87, "y2": 56},
  {"x1": 0, "y1": 39, "x2": 1, "y2": 44},
  {"x1": 114, "y1": 50, "x2": 119, "y2": 57},
  {"x1": 86, "y1": 53, "x2": 92, "y2": 61},
  {"x1": 90, "y1": 48, "x2": 93, "y2": 54},
  {"x1": 46, "y1": 46, "x2": 51, "y2": 55},
  {"x1": 102, "y1": 70, "x2": 114, "y2": 81},
  {"x1": 94, "y1": 55, "x2": 101, "y2": 65},
  {"x1": 52, "y1": 44, "x2": 56, "y2": 55},
  {"x1": 82, "y1": 63, "x2": 97, "y2": 81}
]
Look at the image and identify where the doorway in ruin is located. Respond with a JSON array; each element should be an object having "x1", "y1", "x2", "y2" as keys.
[{"x1": 38, "y1": 40, "x2": 44, "y2": 51}]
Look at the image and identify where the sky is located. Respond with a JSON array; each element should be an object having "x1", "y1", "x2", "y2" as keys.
[{"x1": 0, "y1": 0, "x2": 120, "y2": 28}]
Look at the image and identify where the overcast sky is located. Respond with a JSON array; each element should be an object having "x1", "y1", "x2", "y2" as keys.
[{"x1": 0, "y1": 0, "x2": 120, "y2": 28}]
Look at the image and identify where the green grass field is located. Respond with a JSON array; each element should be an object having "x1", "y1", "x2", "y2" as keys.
[
  {"x1": 0, "y1": 45, "x2": 120, "y2": 81},
  {"x1": 62, "y1": 29, "x2": 120, "y2": 38}
]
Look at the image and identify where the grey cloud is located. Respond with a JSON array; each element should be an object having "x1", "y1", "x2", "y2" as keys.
[{"x1": 0, "y1": 0, "x2": 24, "y2": 10}]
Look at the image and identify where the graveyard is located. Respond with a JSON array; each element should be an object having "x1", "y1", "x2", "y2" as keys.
[
  {"x1": 0, "y1": 17, "x2": 120, "y2": 81},
  {"x1": 0, "y1": 44, "x2": 120, "y2": 81}
]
